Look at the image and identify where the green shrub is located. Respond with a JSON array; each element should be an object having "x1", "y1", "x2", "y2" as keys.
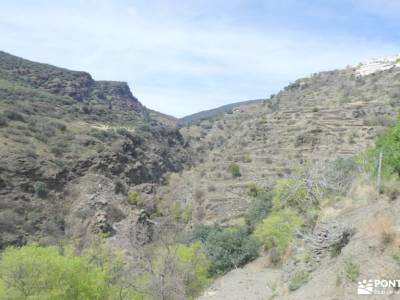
[
  {"x1": 182, "y1": 205, "x2": 193, "y2": 224},
  {"x1": 246, "y1": 182, "x2": 260, "y2": 197},
  {"x1": 192, "y1": 226, "x2": 259, "y2": 275},
  {"x1": 243, "y1": 154, "x2": 252, "y2": 163},
  {"x1": 367, "y1": 115, "x2": 400, "y2": 177},
  {"x1": 176, "y1": 242, "x2": 211, "y2": 297},
  {"x1": 115, "y1": 127, "x2": 130, "y2": 136},
  {"x1": 245, "y1": 191, "x2": 272, "y2": 229},
  {"x1": 34, "y1": 181, "x2": 48, "y2": 198},
  {"x1": 157, "y1": 199, "x2": 192, "y2": 223},
  {"x1": 272, "y1": 178, "x2": 307, "y2": 211},
  {"x1": 392, "y1": 252, "x2": 400, "y2": 265},
  {"x1": 288, "y1": 270, "x2": 309, "y2": 291},
  {"x1": 191, "y1": 224, "x2": 219, "y2": 243},
  {"x1": 228, "y1": 163, "x2": 241, "y2": 177},
  {"x1": 0, "y1": 244, "x2": 109, "y2": 299},
  {"x1": 114, "y1": 180, "x2": 126, "y2": 195},
  {"x1": 344, "y1": 258, "x2": 360, "y2": 282},
  {"x1": 170, "y1": 202, "x2": 192, "y2": 223},
  {"x1": 128, "y1": 191, "x2": 141, "y2": 206},
  {"x1": 253, "y1": 208, "x2": 303, "y2": 256}
]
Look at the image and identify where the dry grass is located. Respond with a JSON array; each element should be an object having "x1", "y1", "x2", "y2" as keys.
[
  {"x1": 348, "y1": 177, "x2": 377, "y2": 204},
  {"x1": 380, "y1": 179, "x2": 400, "y2": 202},
  {"x1": 365, "y1": 213, "x2": 398, "y2": 247}
]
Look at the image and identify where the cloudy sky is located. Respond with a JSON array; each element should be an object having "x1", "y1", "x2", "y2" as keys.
[{"x1": 1, "y1": 0, "x2": 400, "y2": 117}]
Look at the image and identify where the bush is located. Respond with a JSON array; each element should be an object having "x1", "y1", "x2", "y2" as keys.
[
  {"x1": 288, "y1": 270, "x2": 309, "y2": 291},
  {"x1": 253, "y1": 209, "x2": 303, "y2": 257},
  {"x1": 115, "y1": 127, "x2": 130, "y2": 136},
  {"x1": 157, "y1": 199, "x2": 192, "y2": 224},
  {"x1": 243, "y1": 154, "x2": 252, "y2": 163},
  {"x1": 114, "y1": 180, "x2": 126, "y2": 195},
  {"x1": 246, "y1": 182, "x2": 260, "y2": 197},
  {"x1": 128, "y1": 191, "x2": 141, "y2": 206},
  {"x1": 0, "y1": 244, "x2": 109, "y2": 299},
  {"x1": 392, "y1": 252, "x2": 400, "y2": 265},
  {"x1": 344, "y1": 258, "x2": 360, "y2": 282},
  {"x1": 228, "y1": 163, "x2": 241, "y2": 177},
  {"x1": 191, "y1": 224, "x2": 219, "y2": 243},
  {"x1": 245, "y1": 191, "x2": 272, "y2": 229},
  {"x1": 170, "y1": 202, "x2": 192, "y2": 223},
  {"x1": 34, "y1": 181, "x2": 48, "y2": 198},
  {"x1": 366, "y1": 213, "x2": 395, "y2": 246},
  {"x1": 370, "y1": 115, "x2": 400, "y2": 177},
  {"x1": 176, "y1": 242, "x2": 211, "y2": 297},
  {"x1": 272, "y1": 178, "x2": 307, "y2": 211},
  {"x1": 192, "y1": 226, "x2": 259, "y2": 275}
]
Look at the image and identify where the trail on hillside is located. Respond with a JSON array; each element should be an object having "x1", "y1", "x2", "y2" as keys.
[{"x1": 198, "y1": 256, "x2": 280, "y2": 300}]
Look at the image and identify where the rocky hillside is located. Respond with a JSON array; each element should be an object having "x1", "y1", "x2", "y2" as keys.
[
  {"x1": 159, "y1": 63, "x2": 400, "y2": 226},
  {"x1": 2, "y1": 50, "x2": 400, "y2": 299},
  {"x1": 0, "y1": 51, "x2": 190, "y2": 248}
]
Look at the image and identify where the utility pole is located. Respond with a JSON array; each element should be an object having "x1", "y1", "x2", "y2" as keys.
[{"x1": 376, "y1": 150, "x2": 383, "y2": 198}]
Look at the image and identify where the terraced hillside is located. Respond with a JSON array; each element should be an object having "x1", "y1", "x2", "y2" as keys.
[{"x1": 160, "y1": 66, "x2": 400, "y2": 226}]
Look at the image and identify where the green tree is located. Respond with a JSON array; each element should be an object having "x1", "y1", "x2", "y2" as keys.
[
  {"x1": 176, "y1": 242, "x2": 211, "y2": 298},
  {"x1": 0, "y1": 244, "x2": 109, "y2": 300},
  {"x1": 200, "y1": 227, "x2": 259, "y2": 275},
  {"x1": 253, "y1": 208, "x2": 303, "y2": 257},
  {"x1": 374, "y1": 115, "x2": 400, "y2": 177}
]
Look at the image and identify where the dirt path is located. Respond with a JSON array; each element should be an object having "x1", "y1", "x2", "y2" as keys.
[{"x1": 198, "y1": 256, "x2": 281, "y2": 300}]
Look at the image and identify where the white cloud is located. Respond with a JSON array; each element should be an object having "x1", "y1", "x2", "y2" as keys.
[{"x1": 0, "y1": 1, "x2": 399, "y2": 116}]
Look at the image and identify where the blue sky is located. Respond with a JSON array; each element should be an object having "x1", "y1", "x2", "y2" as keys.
[{"x1": 1, "y1": 0, "x2": 400, "y2": 117}]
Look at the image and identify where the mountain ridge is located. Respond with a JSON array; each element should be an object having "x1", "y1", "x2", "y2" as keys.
[{"x1": 179, "y1": 99, "x2": 266, "y2": 124}]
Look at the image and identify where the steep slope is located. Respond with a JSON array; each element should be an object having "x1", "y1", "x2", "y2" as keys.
[
  {"x1": 199, "y1": 192, "x2": 400, "y2": 299},
  {"x1": 158, "y1": 64, "x2": 400, "y2": 226},
  {"x1": 0, "y1": 51, "x2": 189, "y2": 248}
]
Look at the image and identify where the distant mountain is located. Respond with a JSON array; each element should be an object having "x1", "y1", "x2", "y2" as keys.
[{"x1": 179, "y1": 99, "x2": 266, "y2": 124}]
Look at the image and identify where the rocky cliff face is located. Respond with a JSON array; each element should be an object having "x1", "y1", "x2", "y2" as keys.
[{"x1": 0, "y1": 51, "x2": 189, "y2": 248}]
